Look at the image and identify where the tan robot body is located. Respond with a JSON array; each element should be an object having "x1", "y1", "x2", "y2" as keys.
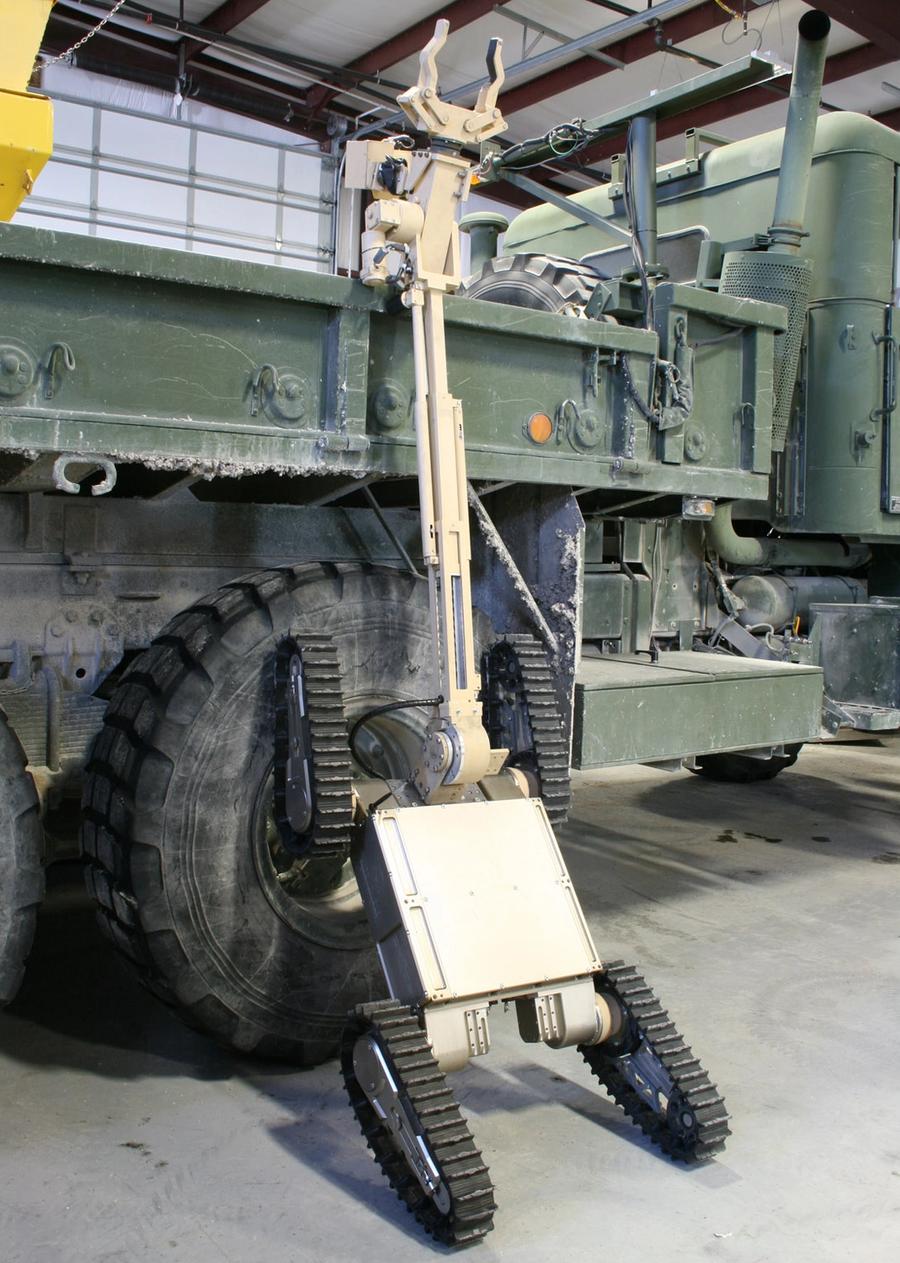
[{"x1": 339, "y1": 19, "x2": 728, "y2": 1245}]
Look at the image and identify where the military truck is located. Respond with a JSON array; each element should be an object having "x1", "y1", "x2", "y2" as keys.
[{"x1": 0, "y1": 6, "x2": 896, "y2": 1090}]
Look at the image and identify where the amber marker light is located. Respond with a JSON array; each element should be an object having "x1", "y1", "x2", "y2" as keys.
[{"x1": 526, "y1": 412, "x2": 553, "y2": 444}]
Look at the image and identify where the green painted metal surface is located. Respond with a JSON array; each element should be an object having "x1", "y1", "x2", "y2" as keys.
[
  {"x1": 504, "y1": 111, "x2": 900, "y2": 539},
  {"x1": 0, "y1": 99, "x2": 892, "y2": 765},
  {"x1": 572, "y1": 652, "x2": 824, "y2": 769},
  {"x1": 0, "y1": 224, "x2": 779, "y2": 500},
  {"x1": 505, "y1": 113, "x2": 900, "y2": 290}
]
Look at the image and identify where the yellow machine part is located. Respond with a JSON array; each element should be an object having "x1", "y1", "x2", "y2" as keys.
[{"x1": 0, "y1": 0, "x2": 55, "y2": 222}]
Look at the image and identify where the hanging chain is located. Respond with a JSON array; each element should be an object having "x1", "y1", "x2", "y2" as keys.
[{"x1": 41, "y1": 0, "x2": 129, "y2": 66}]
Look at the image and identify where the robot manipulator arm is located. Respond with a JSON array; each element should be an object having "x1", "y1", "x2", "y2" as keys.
[{"x1": 345, "y1": 138, "x2": 427, "y2": 286}]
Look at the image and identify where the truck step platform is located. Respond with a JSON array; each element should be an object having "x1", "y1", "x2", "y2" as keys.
[{"x1": 573, "y1": 650, "x2": 823, "y2": 770}]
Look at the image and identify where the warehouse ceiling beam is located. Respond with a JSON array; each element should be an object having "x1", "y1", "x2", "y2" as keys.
[
  {"x1": 498, "y1": 0, "x2": 728, "y2": 116},
  {"x1": 40, "y1": 4, "x2": 561, "y2": 209},
  {"x1": 304, "y1": 0, "x2": 514, "y2": 120},
  {"x1": 52, "y1": 3, "x2": 405, "y2": 105},
  {"x1": 874, "y1": 105, "x2": 900, "y2": 130},
  {"x1": 345, "y1": 0, "x2": 718, "y2": 145},
  {"x1": 47, "y1": 3, "x2": 405, "y2": 114},
  {"x1": 499, "y1": 8, "x2": 625, "y2": 71},
  {"x1": 811, "y1": 1, "x2": 900, "y2": 60},
  {"x1": 182, "y1": 0, "x2": 275, "y2": 63},
  {"x1": 584, "y1": 1, "x2": 642, "y2": 16},
  {"x1": 42, "y1": 8, "x2": 338, "y2": 138}
]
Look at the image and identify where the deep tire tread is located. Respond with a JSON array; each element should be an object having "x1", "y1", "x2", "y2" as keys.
[
  {"x1": 81, "y1": 566, "x2": 372, "y2": 1061},
  {"x1": 0, "y1": 710, "x2": 45, "y2": 1007},
  {"x1": 462, "y1": 253, "x2": 602, "y2": 314},
  {"x1": 81, "y1": 564, "x2": 493, "y2": 1063}
]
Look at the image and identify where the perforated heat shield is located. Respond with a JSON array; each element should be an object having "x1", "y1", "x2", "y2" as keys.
[{"x1": 720, "y1": 249, "x2": 813, "y2": 451}]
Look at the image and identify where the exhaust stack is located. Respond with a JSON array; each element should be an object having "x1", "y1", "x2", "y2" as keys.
[
  {"x1": 719, "y1": 10, "x2": 831, "y2": 452},
  {"x1": 769, "y1": 9, "x2": 832, "y2": 255}
]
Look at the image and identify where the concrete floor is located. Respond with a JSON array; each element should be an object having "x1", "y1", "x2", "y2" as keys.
[{"x1": 1, "y1": 739, "x2": 899, "y2": 1263}]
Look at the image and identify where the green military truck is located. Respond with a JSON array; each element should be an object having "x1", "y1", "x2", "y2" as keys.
[{"x1": 0, "y1": 11, "x2": 896, "y2": 1072}]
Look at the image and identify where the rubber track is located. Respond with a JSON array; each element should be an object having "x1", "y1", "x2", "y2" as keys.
[
  {"x1": 341, "y1": 1001, "x2": 496, "y2": 1245},
  {"x1": 273, "y1": 636, "x2": 353, "y2": 860},
  {"x1": 501, "y1": 635, "x2": 572, "y2": 825},
  {"x1": 579, "y1": 961, "x2": 730, "y2": 1162}
]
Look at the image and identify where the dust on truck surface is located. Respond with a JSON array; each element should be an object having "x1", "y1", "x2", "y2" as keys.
[{"x1": 0, "y1": 7, "x2": 897, "y2": 1234}]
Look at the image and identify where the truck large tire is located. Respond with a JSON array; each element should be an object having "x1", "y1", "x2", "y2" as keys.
[
  {"x1": 692, "y1": 744, "x2": 802, "y2": 783},
  {"x1": 462, "y1": 253, "x2": 602, "y2": 313},
  {"x1": 0, "y1": 709, "x2": 44, "y2": 1007},
  {"x1": 81, "y1": 564, "x2": 488, "y2": 1064}
]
